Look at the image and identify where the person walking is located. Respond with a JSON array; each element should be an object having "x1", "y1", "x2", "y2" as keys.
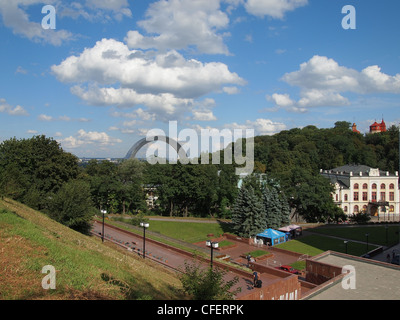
[{"x1": 253, "y1": 271, "x2": 259, "y2": 287}]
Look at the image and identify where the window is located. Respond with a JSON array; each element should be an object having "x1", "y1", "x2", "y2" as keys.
[
  {"x1": 354, "y1": 192, "x2": 359, "y2": 201},
  {"x1": 344, "y1": 206, "x2": 348, "y2": 213},
  {"x1": 372, "y1": 183, "x2": 377, "y2": 190},
  {"x1": 390, "y1": 192, "x2": 395, "y2": 201},
  {"x1": 344, "y1": 194, "x2": 348, "y2": 201},
  {"x1": 354, "y1": 205, "x2": 359, "y2": 213},
  {"x1": 381, "y1": 184, "x2": 386, "y2": 190},
  {"x1": 362, "y1": 205, "x2": 367, "y2": 213},
  {"x1": 389, "y1": 183, "x2": 395, "y2": 190},
  {"x1": 390, "y1": 205, "x2": 394, "y2": 213},
  {"x1": 354, "y1": 183, "x2": 359, "y2": 190},
  {"x1": 363, "y1": 183, "x2": 368, "y2": 190},
  {"x1": 372, "y1": 192, "x2": 377, "y2": 202},
  {"x1": 363, "y1": 192, "x2": 368, "y2": 201},
  {"x1": 380, "y1": 192, "x2": 386, "y2": 202}
]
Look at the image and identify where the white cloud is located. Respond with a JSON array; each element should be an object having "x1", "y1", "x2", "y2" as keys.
[
  {"x1": 15, "y1": 66, "x2": 28, "y2": 74},
  {"x1": 59, "y1": 129, "x2": 122, "y2": 149},
  {"x1": 126, "y1": 0, "x2": 230, "y2": 54},
  {"x1": 226, "y1": 118, "x2": 286, "y2": 136},
  {"x1": 38, "y1": 113, "x2": 91, "y2": 122},
  {"x1": 0, "y1": 98, "x2": 29, "y2": 116},
  {"x1": 52, "y1": 38, "x2": 245, "y2": 121},
  {"x1": 244, "y1": 0, "x2": 308, "y2": 19},
  {"x1": 59, "y1": 0, "x2": 132, "y2": 21},
  {"x1": 192, "y1": 110, "x2": 217, "y2": 121},
  {"x1": 38, "y1": 114, "x2": 53, "y2": 121},
  {"x1": 283, "y1": 55, "x2": 400, "y2": 94},
  {"x1": 270, "y1": 55, "x2": 400, "y2": 112},
  {"x1": 223, "y1": 86, "x2": 240, "y2": 94},
  {"x1": 0, "y1": 0, "x2": 74, "y2": 46}
]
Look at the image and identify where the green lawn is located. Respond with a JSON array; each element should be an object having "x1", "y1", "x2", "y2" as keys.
[
  {"x1": 245, "y1": 250, "x2": 270, "y2": 258},
  {"x1": 112, "y1": 217, "x2": 396, "y2": 259},
  {"x1": 307, "y1": 225, "x2": 400, "y2": 247},
  {"x1": 145, "y1": 220, "x2": 233, "y2": 243},
  {"x1": 0, "y1": 200, "x2": 184, "y2": 300},
  {"x1": 276, "y1": 234, "x2": 378, "y2": 257}
]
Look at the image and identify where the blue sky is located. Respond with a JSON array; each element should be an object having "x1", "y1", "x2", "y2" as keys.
[{"x1": 1, "y1": 0, "x2": 400, "y2": 158}]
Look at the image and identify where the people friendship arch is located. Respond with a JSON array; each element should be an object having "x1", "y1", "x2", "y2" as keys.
[
  {"x1": 124, "y1": 135, "x2": 188, "y2": 162},
  {"x1": 124, "y1": 121, "x2": 254, "y2": 176}
]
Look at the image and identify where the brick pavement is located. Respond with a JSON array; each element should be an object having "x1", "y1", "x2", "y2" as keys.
[{"x1": 92, "y1": 221, "x2": 306, "y2": 299}]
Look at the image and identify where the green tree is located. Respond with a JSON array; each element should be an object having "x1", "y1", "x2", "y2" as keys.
[
  {"x1": 178, "y1": 259, "x2": 240, "y2": 300},
  {"x1": 262, "y1": 187, "x2": 282, "y2": 229},
  {"x1": 0, "y1": 135, "x2": 79, "y2": 209},
  {"x1": 117, "y1": 159, "x2": 146, "y2": 214},
  {"x1": 231, "y1": 184, "x2": 266, "y2": 238},
  {"x1": 47, "y1": 179, "x2": 95, "y2": 234}
]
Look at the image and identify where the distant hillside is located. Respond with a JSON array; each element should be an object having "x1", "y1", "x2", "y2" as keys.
[{"x1": 0, "y1": 198, "x2": 185, "y2": 300}]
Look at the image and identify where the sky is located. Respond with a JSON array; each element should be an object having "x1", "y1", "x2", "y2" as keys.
[{"x1": 1, "y1": 0, "x2": 400, "y2": 159}]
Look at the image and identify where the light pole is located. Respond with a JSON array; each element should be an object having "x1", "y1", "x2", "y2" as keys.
[
  {"x1": 140, "y1": 222, "x2": 149, "y2": 259},
  {"x1": 206, "y1": 240, "x2": 219, "y2": 268},
  {"x1": 101, "y1": 209, "x2": 107, "y2": 243},
  {"x1": 385, "y1": 225, "x2": 389, "y2": 247},
  {"x1": 365, "y1": 233, "x2": 369, "y2": 253}
]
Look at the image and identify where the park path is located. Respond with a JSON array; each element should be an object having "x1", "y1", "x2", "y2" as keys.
[{"x1": 91, "y1": 221, "x2": 255, "y2": 299}]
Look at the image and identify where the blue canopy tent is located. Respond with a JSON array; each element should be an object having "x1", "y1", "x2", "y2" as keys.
[{"x1": 256, "y1": 228, "x2": 287, "y2": 246}]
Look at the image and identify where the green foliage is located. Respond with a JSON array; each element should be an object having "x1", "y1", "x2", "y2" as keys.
[
  {"x1": 348, "y1": 212, "x2": 371, "y2": 224},
  {"x1": 144, "y1": 162, "x2": 237, "y2": 218},
  {"x1": 178, "y1": 259, "x2": 240, "y2": 300},
  {"x1": 46, "y1": 179, "x2": 96, "y2": 234},
  {"x1": 231, "y1": 184, "x2": 266, "y2": 238},
  {"x1": 0, "y1": 136, "x2": 79, "y2": 209},
  {"x1": 85, "y1": 159, "x2": 147, "y2": 215},
  {"x1": 232, "y1": 174, "x2": 291, "y2": 234}
]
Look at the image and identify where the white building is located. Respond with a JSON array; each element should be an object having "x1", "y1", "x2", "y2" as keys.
[{"x1": 321, "y1": 165, "x2": 399, "y2": 218}]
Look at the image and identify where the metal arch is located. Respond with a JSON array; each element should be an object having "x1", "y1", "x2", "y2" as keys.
[{"x1": 124, "y1": 136, "x2": 188, "y2": 160}]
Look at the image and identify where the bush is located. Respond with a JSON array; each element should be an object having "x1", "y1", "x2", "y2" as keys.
[
  {"x1": 349, "y1": 212, "x2": 371, "y2": 224},
  {"x1": 178, "y1": 258, "x2": 240, "y2": 300}
]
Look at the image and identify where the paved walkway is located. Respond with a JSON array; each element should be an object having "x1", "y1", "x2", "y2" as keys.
[{"x1": 91, "y1": 221, "x2": 257, "y2": 299}]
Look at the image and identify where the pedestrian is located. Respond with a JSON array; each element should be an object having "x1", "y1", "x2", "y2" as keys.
[
  {"x1": 246, "y1": 254, "x2": 251, "y2": 267},
  {"x1": 253, "y1": 271, "x2": 258, "y2": 287}
]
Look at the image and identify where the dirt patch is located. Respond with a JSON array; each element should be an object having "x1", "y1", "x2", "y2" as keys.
[{"x1": 0, "y1": 225, "x2": 47, "y2": 299}]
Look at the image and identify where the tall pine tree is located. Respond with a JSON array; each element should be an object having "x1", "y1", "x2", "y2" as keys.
[
  {"x1": 231, "y1": 185, "x2": 266, "y2": 238},
  {"x1": 262, "y1": 187, "x2": 281, "y2": 230}
]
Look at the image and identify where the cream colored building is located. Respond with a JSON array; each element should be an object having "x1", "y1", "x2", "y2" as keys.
[{"x1": 321, "y1": 165, "x2": 399, "y2": 218}]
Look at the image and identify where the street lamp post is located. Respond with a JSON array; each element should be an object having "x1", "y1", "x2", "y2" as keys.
[
  {"x1": 140, "y1": 222, "x2": 149, "y2": 259},
  {"x1": 101, "y1": 209, "x2": 107, "y2": 243},
  {"x1": 385, "y1": 225, "x2": 389, "y2": 247},
  {"x1": 365, "y1": 233, "x2": 369, "y2": 253},
  {"x1": 206, "y1": 240, "x2": 219, "y2": 268}
]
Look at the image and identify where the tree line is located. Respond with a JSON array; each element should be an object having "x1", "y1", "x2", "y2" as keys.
[{"x1": 0, "y1": 122, "x2": 398, "y2": 233}]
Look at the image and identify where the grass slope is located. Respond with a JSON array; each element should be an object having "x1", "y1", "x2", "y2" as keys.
[{"x1": 0, "y1": 199, "x2": 185, "y2": 300}]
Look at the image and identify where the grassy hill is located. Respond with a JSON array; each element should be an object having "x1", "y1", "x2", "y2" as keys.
[{"x1": 0, "y1": 198, "x2": 185, "y2": 300}]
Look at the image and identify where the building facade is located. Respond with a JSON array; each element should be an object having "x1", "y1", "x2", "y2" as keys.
[
  {"x1": 370, "y1": 119, "x2": 387, "y2": 134},
  {"x1": 321, "y1": 165, "x2": 399, "y2": 218}
]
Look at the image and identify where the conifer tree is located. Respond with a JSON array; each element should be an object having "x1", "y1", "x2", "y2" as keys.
[
  {"x1": 231, "y1": 185, "x2": 266, "y2": 238},
  {"x1": 279, "y1": 193, "x2": 291, "y2": 227},
  {"x1": 262, "y1": 187, "x2": 281, "y2": 230}
]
